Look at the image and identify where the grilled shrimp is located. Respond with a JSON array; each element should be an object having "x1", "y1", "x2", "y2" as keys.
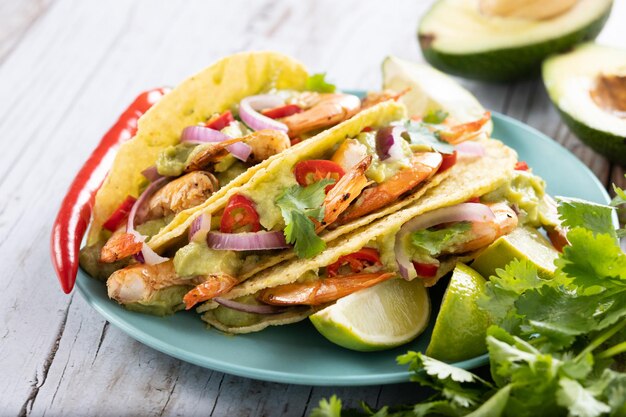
[
  {"x1": 337, "y1": 152, "x2": 442, "y2": 225},
  {"x1": 184, "y1": 137, "x2": 249, "y2": 172},
  {"x1": 100, "y1": 231, "x2": 143, "y2": 263},
  {"x1": 244, "y1": 129, "x2": 290, "y2": 163},
  {"x1": 282, "y1": 93, "x2": 361, "y2": 138},
  {"x1": 320, "y1": 155, "x2": 373, "y2": 229},
  {"x1": 438, "y1": 112, "x2": 491, "y2": 145},
  {"x1": 360, "y1": 89, "x2": 408, "y2": 109},
  {"x1": 107, "y1": 261, "x2": 198, "y2": 304},
  {"x1": 183, "y1": 274, "x2": 240, "y2": 309},
  {"x1": 145, "y1": 171, "x2": 218, "y2": 221},
  {"x1": 446, "y1": 202, "x2": 518, "y2": 255},
  {"x1": 258, "y1": 272, "x2": 397, "y2": 306}
]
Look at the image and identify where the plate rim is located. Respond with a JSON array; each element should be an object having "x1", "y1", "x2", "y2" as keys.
[{"x1": 75, "y1": 110, "x2": 612, "y2": 386}]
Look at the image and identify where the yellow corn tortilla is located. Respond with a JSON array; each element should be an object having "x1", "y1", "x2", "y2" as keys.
[
  {"x1": 146, "y1": 100, "x2": 408, "y2": 251},
  {"x1": 88, "y1": 51, "x2": 309, "y2": 245},
  {"x1": 198, "y1": 138, "x2": 517, "y2": 333}
]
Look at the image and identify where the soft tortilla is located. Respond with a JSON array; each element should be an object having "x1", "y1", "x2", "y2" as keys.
[
  {"x1": 146, "y1": 100, "x2": 408, "y2": 251},
  {"x1": 88, "y1": 51, "x2": 309, "y2": 245},
  {"x1": 198, "y1": 138, "x2": 517, "y2": 334}
]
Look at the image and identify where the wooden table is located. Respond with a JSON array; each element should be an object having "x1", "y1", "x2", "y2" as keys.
[{"x1": 2, "y1": 1, "x2": 624, "y2": 415}]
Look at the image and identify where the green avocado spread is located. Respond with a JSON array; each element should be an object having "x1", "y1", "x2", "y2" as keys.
[
  {"x1": 481, "y1": 170, "x2": 547, "y2": 227},
  {"x1": 156, "y1": 143, "x2": 196, "y2": 177},
  {"x1": 125, "y1": 285, "x2": 190, "y2": 317},
  {"x1": 243, "y1": 163, "x2": 298, "y2": 230},
  {"x1": 173, "y1": 241, "x2": 242, "y2": 277},
  {"x1": 212, "y1": 295, "x2": 263, "y2": 327},
  {"x1": 355, "y1": 132, "x2": 413, "y2": 183}
]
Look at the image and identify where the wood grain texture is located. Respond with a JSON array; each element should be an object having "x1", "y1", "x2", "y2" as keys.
[{"x1": 0, "y1": 0, "x2": 624, "y2": 416}]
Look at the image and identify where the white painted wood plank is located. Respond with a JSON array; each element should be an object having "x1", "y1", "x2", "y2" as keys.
[{"x1": 0, "y1": 0, "x2": 55, "y2": 63}]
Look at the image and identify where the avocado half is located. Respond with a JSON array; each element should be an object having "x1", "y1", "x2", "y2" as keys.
[
  {"x1": 543, "y1": 43, "x2": 626, "y2": 163},
  {"x1": 418, "y1": 0, "x2": 613, "y2": 82}
]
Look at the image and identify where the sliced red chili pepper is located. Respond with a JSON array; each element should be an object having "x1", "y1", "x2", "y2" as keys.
[
  {"x1": 361, "y1": 126, "x2": 373, "y2": 133},
  {"x1": 50, "y1": 88, "x2": 169, "y2": 294},
  {"x1": 102, "y1": 195, "x2": 137, "y2": 232},
  {"x1": 327, "y1": 248, "x2": 382, "y2": 277},
  {"x1": 206, "y1": 110, "x2": 235, "y2": 131},
  {"x1": 412, "y1": 261, "x2": 438, "y2": 278},
  {"x1": 515, "y1": 161, "x2": 529, "y2": 171},
  {"x1": 220, "y1": 194, "x2": 261, "y2": 233},
  {"x1": 294, "y1": 160, "x2": 345, "y2": 193},
  {"x1": 466, "y1": 197, "x2": 480, "y2": 203},
  {"x1": 437, "y1": 151, "x2": 457, "y2": 173},
  {"x1": 290, "y1": 137, "x2": 303, "y2": 146},
  {"x1": 261, "y1": 104, "x2": 302, "y2": 119}
]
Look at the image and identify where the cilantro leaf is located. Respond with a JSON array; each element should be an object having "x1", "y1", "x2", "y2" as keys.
[
  {"x1": 276, "y1": 180, "x2": 333, "y2": 258},
  {"x1": 410, "y1": 222, "x2": 471, "y2": 257},
  {"x1": 398, "y1": 352, "x2": 490, "y2": 409},
  {"x1": 402, "y1": 120, "x2": 455, "y2": 154},
  {"x1": 611, "y1": 183, "x2": 626, "y2": 207},
  {"x1": 556, "y1": 378, "x2": 611, "y2": 417},
  {"x1": 422, "y1": 109, "x2": 449, "y2": 125},
  {"x1": 556, "y1": 228, "x2": 626, "y2": 291},
  {"x1": 306, "y1": 73, "x2": 336, "y2": 93},
  {"x1": 557, "y1": 197, "x2": 616, "y2": 238},
  {"x1": 463, "y1": 385, "x2": 511, "y2": 417},
  {"x1": 311, "y1": 395, "x2": 342, "y2": 417},
  {"x1": 477, "y1": 259, "x2": 553, "y2": 325},
  {"x1": 419, "y1": 355, "x2": 480, "y2": 384}
]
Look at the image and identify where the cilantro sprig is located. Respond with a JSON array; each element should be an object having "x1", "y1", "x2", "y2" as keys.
[
  {"x1": 276, "y1": 179, "x2": 334, "y2": 259},
  {"x1": 401, "y1": 120, "x2": 455, "y2": 154},
  {"x1": 306, "y1": 73, "x2": 336, "y2": 93},
  {"x1": 312, "y1": 191, "x2": 626, "y2": 417}
]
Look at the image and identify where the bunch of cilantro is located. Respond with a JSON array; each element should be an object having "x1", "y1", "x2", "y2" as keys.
[{"x1": 312, "y1": 194, "x2": 626, "y2": 417}]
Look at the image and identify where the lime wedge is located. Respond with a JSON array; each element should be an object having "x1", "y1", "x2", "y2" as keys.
[
  {"x1": 471, "y1": 227, "x2": 559, "y2": 280},
  {"x1": 310, "y1": 278, "x2": 430, "y2": 352},
  {"x1": 382, "y1": 56, "x2": 492, "y2": 134},
  {"x1": 426, "y1": 263, "x2": 491, "y2": 362}
]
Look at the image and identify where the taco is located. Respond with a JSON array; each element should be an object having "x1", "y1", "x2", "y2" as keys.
[
  {"x1": 81, "y1": 51, "x2": 392, "y2": 280},
  {"x1": 196, "y1": 139, "x2": 558, "y2": 334},
  {"x1": 97, "y1": 97, "x2": 491, "y2": 315}
]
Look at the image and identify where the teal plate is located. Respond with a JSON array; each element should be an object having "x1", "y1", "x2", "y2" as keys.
[{"x1": 76, "y1": 111, "x2": 611, "y2": 386}]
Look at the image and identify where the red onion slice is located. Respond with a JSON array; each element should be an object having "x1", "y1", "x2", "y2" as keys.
[
  {"x1": 180, "y1": 125, "x2": 251, "y2": 162},
  {"x1": 213, "y1": 297, "x2": 286, "y2": 314},
  {"x1": 376, "y1": 126, "x2": 406, "y2": 161},
  {"x1": 455, "y1": 141, "x2": 485, "y2": 157},
  {"x1": 189, "y1": 213, "x2": 212, "y2": 243},
  {"x1": 141, "y1": 165, "x2": 162, "y2": 182},
  {"x1": 128, "y1": 230, "x2": 169, "y2": 265},
  {"x1": 395, "y1": 203, "x2": 495, "y2": 280},
  {"x1": 126, "y1": 177, "x2": 171, "y2": 265},
  {"x1": 207, "y1": 231, "x2": 290, "y2": 251},
  {"x1": 239, "y1": 95, "x2": 288, "y2": 132}
]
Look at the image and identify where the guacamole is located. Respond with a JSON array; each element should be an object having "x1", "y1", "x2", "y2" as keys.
[
  {"x1": 156, "y1": 143, "x2": 196, "y2": 177},
  {"x1": 174, "y1": 241, "x2": 242, "y2": 277},
  {"x1": 481, "y1": 171, "x2": 547, "y2": 227},
  {"x1": 355, "y1": 132, "x2": 414, "y2": 183}
]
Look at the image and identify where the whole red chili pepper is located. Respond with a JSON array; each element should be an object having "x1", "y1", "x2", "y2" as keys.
[{"x1": 50, "y1": 88, "x2": 169, "y2": 294}]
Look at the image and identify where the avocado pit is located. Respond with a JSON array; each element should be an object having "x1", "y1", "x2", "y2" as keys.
[{"x1": 590, "y1": 72, "x2": 626, "y2": 119}]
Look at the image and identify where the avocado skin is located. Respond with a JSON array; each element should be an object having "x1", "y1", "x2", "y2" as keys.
[
  {"x1": 556, "y1": 108, "x2": 626, "y2": 164},
  {"x1": 418, "y1": 6, "x2": 612, "y2": 82}
]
